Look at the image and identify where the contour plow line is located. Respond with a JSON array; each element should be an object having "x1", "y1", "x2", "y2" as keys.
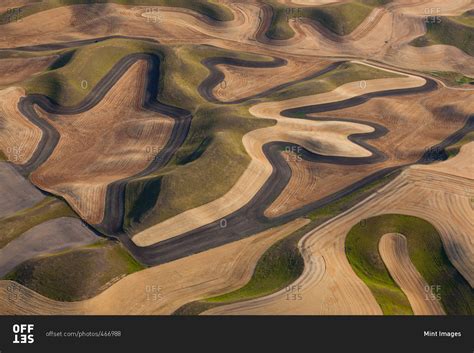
[
  {"x1": 132, "y1": 64, "x2": 426, "y2": 247},
  {"x1": 14, "y1": 53, "x2": 191, "y2": 235},
  {"x1": 1, "y1": 3, "x2": 473, "y2": 79},
  {"x1": 0, "y1": 218, "x2": 308, "y2": 315},
  {"x1": 202, "y1": 143, "x2": 473, "y2": 315},
  {"x1": 379, "y1": 233, "x2": 445, "y2": 315}
]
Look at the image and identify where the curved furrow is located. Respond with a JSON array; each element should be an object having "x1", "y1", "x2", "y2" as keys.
[
  {"x1": 14, "y1": 53, "x2": 192, "y2": 235},
  {"x1": 127, "y1": 70, "x2": 456, "y2": 266}
]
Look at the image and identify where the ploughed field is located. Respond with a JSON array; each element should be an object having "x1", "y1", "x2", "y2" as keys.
[{"x1": 0, "y1": 0, "x2": 472, "y2": 315}]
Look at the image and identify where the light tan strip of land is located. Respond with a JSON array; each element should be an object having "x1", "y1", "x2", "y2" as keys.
[
  {"x1": 212, "y1": 58, "x2": 332, "y2": 103},
  {"x1": 0, "y1": 87, "x2": 42, "y2": 164},
  {"x1": 1, "y1": 3, "x2": 473, "y2": 78},
  {"x1": 276, "y1": 8, "x2": 474, "y2": 76},
  {"x1": 388, "y1": 0, "x2": 474, "y2": 16},
  {"x1": 133, "y1": 71, "x2": 424, "y2": 247},
  {"x1": 30, "y1": 60, "x2": 174, "y2": 225},
  {"x1": 0, "y1": 218, "x2": 308, "y2": 315},
  {"x1": 379, "y1": 233, "x2": 445, "y2": 315},
  {"x1": 203, "y1": 143, "x2": 473, "y2": 315},
  {"x1": 267, "y1": 81, "x2": 474, "y2": 218}
]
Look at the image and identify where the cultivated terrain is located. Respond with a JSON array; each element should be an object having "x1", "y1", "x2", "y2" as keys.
[{"x1": 0, "y1": 0, "x2": 472, "y2": 315}]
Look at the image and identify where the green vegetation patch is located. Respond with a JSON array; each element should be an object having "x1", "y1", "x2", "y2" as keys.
[
  {"x1": 445, "y1": 131, "x2": 474, "y2": 158},
  {"x1": 411, "y1": 13, "x2": 474, "y2": 56},
  {"x1": 264, "y1": 0, "x2": 384, "y2": 40},
  {"x1": 123, "y1": 45, "x2": 276, "y2": 232},
  {"x1": 174, "y1": 170, "x2": 399, "y2": 315},
  {"x1": 263, "y1": 61, "x2": 402, "y2": 101},
  {"x1": 127, "y1": 110, "x2": 272, "y2": 232},
  {"x1": 0, "y1": 0, "x2": 233, "y2": 25},
  {"x1": 345, "y1": 214, "x2": 473, "y2": 315},
  {"x1": 428, "y1": 71, "x2": 474, "y2": 86},
  {"x1": 0, "y1": 197, "x2": 76, "y2": 249},
  {"x1": 22, "y1": 38, "x2": 162, "y2": 106},
  {"x1": 8, "y1": 37, "x2": 403, "y2": 245},
  {"x1": 126, "y1": 59, "x2": 399, "y2": 233},
  {"x1": 4, "y1": 241, "x2": 144, "y2": 301},
  {"x1": 3, "y1": 36, "x2": 276, "y2": 236},
  {"x1": 206, "y1": 227, "x2": 305, "y2": 304}
]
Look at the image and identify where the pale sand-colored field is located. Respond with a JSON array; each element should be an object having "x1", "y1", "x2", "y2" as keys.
[
  {"x1": 212, "y1": 58, "x2": 332, "y2": 102},
  {"x1": 265, "y1": 155, "x2": 383, "y2": 218},
  {"x1": 279, "y1": 7, "x2": 474, "y2": 75},
  {"x1": 0, "y1": 1, "x2": 472, "y2": 315},
  {"x1": 388, "y1": 0, "x2": 474, "y2": 16},
  {"x1": 266, "y1": 83, "x2": 474, "y2": 218},
  {"x1": 204, "y1": 143, "x2": 473, "y2": 315},
  {"x1": 0, "y1": 2, "x2": 472, "y2": 78},
  {"x1": 132, "y1": 70, "x2": 425, "y2": 246},
  {"x1": 0, "y1": 55, "x2": 56, "y2": 86},
  {"x1": 0, "y1": 162, "x2": 44, "y2": 219},
  {"x1": 0, "y1": 87, "x2": 42, "y2": 164},
  {"x1": 379, "y1": 233, "x2": 445, "y2": 315},
  {"x1": 30, "y1": 60, "x2": 174, "y2": 224},
  {"x1": 0, "y1": 218, "x2": 308, "y2": 314}
]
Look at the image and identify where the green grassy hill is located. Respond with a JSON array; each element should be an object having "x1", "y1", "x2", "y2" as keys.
[
  {"x1": 411, "y1": 12, "x2": 474, "y2": 56},
  {"x1": 6, "y1": 38, "x2": 276, "y2": 235},
  {"x1": 7, "y1": 37, "x2": 403, "y2": 240},
  {"x1": 0, "y1": 197, "x2": 76, "y2": 249},
  {"x1": 174, "y1": 172, "x2": 399, "y2": 315},
  {"x1": 345, "y1": 214, "x2": 473, "y2": 315},
  {"x1": 265, "y1": 0, "x2": 389, "y2": 40},
  {"x1": 4, "y1": 241, "x2": 143, "y2": 301},
  {"x1": 0, "y1": 0, "x2": 233, "y2": 25}
]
